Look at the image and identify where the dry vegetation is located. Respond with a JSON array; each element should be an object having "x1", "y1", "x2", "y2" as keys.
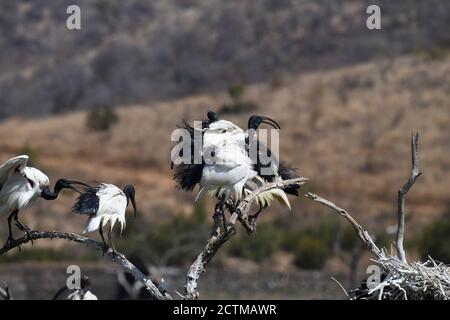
[
  {"x1": 0, "y1": 53, "x2": 449, "y2": 254},
  {"x1": 1, "y1": 0, "x2": 450, "y2": 118}
]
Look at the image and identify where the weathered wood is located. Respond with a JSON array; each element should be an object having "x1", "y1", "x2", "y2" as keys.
[
  {"x1": 396, "y1": 133, "x2": 421, "y2": 263},
  {"x1": 184, "y1": 176, "x2": 309, "y2": 300}
]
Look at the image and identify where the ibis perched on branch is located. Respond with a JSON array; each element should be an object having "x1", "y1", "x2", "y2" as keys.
[
  {"x1": 0, "y1": 155, "x2": 75, "y2": 246},
  {"x1": 171, "y1": 112, "x2": 300, "y2": 212},
  {"x1": 64, "y1": 181, "x2": 137, "y2": 256}
]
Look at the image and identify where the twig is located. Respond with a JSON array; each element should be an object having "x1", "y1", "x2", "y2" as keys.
[
  {"x1": 184, "y1": 203, "x2": 236, "y2": 300},
  {"x1": 0, "y1": 231, "x2": 171, "y2": 300},
  {"x1": 331, "y1": 277, "x2": 349, "y2": 298},
  {"x1": 396, "y1": 132, "x2": 421, "y2": 263},
  {"x1": 230, "y1": 177, "x2": 309, "y2": 232},
  {"x1": 304, "y1": 192, "x2": 382, "y2": 258}
]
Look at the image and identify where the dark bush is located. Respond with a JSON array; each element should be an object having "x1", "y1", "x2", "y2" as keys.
[
  {"x1": 219, "y1": 83, "x2": 258, "y2": 115},
  {"x1": 417, "y1": 219, "x2": 450, "y2": 263},
  {"x1": 282, "y1": 217, "x2": 341, "y2": 269},
  {"x1": 219, "y1": 101, "x2": 258, "y2": 115},
  {"x1": 227, "y1": 83, "x2": 245, "y2": 100},
  {"x1": 228, "y1": 223, "x2": 283, "y2": 262},
  {"x1": 294, "y1": 235, "x2": 329, "y2": 269}
]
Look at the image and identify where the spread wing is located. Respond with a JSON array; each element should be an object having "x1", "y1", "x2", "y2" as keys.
[
  {"x1": 0, "y1": 155, "x2": 29, "y2": 189},
  {"x1": 73, "y1": 185, "x2": 100, "y2": 216},
  {"x1": 172, "y1": 120, "x2": 205, "y2": 191}
]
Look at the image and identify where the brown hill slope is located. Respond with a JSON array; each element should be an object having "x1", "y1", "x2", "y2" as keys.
[
  {"x1": 1, "y1": 0, "x2": 450, "y2": 118},
  {"x1": 0, "y1": 53, "x2": 449, "y2": 242}
]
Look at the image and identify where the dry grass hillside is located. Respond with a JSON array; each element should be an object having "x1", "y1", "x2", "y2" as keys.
[
  {"x1": 2, "y1": 0, "x2": 450, "y2": 118},
  {"x1": 0, "y1": 52, "x2": 449, "y2": 248}
]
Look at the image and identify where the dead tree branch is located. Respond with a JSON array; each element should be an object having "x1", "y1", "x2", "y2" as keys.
[
  {"x1": 305, "y1": 133, "x2": 450, "y2": 300},
  {"x1": 396, "y1": 132, "x2": 421, "y2": 263},
  {"x1": 0, "y1": 231, "x2": 171, "y2": 300},
  {"x1": 184, "y1": 176, "x2": 309, "y2": 300}
]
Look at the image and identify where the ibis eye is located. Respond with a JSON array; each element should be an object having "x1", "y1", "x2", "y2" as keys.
[{"x1": 27, "y1": 178, "x2": 35, "y2": 188}]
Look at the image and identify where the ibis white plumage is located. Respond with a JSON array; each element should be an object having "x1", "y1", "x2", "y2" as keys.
[
  {"x1": 196, "y1": 119, "x2": 257, "y2": 202},
  {"x1": 66, "y1": 181, "x2": 137, "y2": 255},
  {"x1": 0, "y1": 155, "x2": 72, "y2": 246},
  {"x1": 172, "y1": 112, "x2": 300, "y2": 213}
]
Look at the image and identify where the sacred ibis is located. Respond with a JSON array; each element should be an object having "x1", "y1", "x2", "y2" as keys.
[
  {"x1": 172, "y1": 112, "x2": 300, "y2": 212},
  {"x1": 65, "y1": 181, "x2": 137, "y2": 256},
  {"x1": 244, "y1": 115, "x2": 301, "y2": 214},
  {"x1": 0, "y1": 155, "x2": 76, "y2": 246},
  {"x1": 173, "y1": 111, "x2": 255, "y2": 202}
]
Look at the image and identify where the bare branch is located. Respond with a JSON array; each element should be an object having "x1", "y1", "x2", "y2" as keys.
[
  {"x1": 331, "y1": 277, "x2": 349, "y2": 298},
  {"x1": 185, "y1": 203, "x2": 236, "y2": 300},
  {"x1": 230, "y1": 177, "x2": 310, "y2": 232},
  {"x1": 184, "y1": 176, "x2": 309, "y2": 300},
  {"x1": 0, "y1": 231, "x2": 171, "y2": 300},
  {"x1": 304, "y1": 192, "x2": 382, "y2": 258},
  {"x1": 396, "y1": 132, "x2": 421, "y2": 263}
]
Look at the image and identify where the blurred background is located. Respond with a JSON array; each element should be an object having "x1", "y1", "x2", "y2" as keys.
[{"x1": 0, "y1": 0, "x2": 450, "y2": 299}]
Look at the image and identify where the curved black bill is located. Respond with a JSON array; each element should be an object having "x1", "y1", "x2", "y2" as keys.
[
  {"x1": 130, "y1": 194, "x2": 137, "y2": 219},
  {"x1": 248, "y1": 115, "x2": 281, "y2": 131},
  {"x1": 260, "y1": 116, "x2": 281, "y2": 130},
  {"x1": 62, "y1": 179, "x2": 93, "y2": 192}
]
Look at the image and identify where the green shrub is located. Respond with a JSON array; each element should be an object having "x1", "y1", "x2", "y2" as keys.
[
  {"x1": 0, "y1": 247, "x2": 97, "y2": 263},
  {"x1": 86, "y1": 107, "x2": 119, "y2": 131},
  {"x1": 281, "y1": 217, "x2": 341, "y2": 269},
  {"x1": 294, "y1": 235, "x2": 329, "y2": 269},
  {"x1": 219, "y1": 101, "x2": 258, "y2": 115},
  {"x1": 417, "y1": 219, "x2": 450, "y2": 263},
  {"x1": 228, "y1": 223, "x2": 283, "y2": 262},
  {"x1": 227, "y1": 84, "x2": 245, "y2": 100},
  {"x1": 219, "y1": 83, "x2": 258, "y2": 115},
  {"x1": 340, "y1": 224, "x2": 360, "y2": 251}
]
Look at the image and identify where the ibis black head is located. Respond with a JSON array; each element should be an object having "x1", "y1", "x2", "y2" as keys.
[
  {"x1": 80, "y1": 275, "x2": 91, "y2": 289},
  {"x1": 207, "y1": 111, "x2": 219, "y2": 123},
  {"x1": 123, "y1": 185, "x2": 137, "y2": 219},
  {"x1": 248, "y1": 115, "x2": 281, "y2": 131},
  {"x1": 41, "y1": 178, "x2": 82, "y2": 200}
]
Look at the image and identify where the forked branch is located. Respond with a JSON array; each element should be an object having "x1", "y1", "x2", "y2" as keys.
[
  {"x1": 184, "y1": 176, "x2": 309, "y2": 300},
  {"x1": 396, "y1": 132, "x2": 421, "y2": 263}
]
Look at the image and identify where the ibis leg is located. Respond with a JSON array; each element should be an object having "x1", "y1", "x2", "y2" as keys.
[
  {"x1": 98, "y1": 222, "x2": 108, "y2": 255},
  {"x1": 108, "y1": 228, "x2": 117, "y2": 258},
  {"x1": 13, "y1": 210, "x2": 33, "y2": 244},
  {"x1": 4, "y1": 211, "x2": 16, "y2": 247}
]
